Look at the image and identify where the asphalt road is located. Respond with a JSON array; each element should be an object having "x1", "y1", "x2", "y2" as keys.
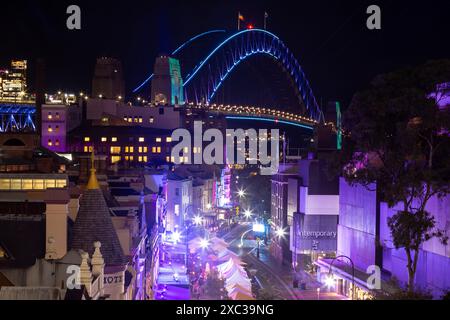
[{"x1": 221, "y1": 223, "x2": 299, "y2": 300}]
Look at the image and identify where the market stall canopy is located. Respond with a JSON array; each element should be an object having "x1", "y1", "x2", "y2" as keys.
[{"x1": 229, "y1": 291, "x2": 255, "y2": 300}]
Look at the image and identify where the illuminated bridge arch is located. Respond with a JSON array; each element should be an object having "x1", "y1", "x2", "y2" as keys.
[{"x1": 183, "y1": 29, "x2": 323, "y2": 122}]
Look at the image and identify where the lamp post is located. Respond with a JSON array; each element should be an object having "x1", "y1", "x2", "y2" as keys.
[{"x1": 328, "y1": 255, "x2": 356, "y2": 300}]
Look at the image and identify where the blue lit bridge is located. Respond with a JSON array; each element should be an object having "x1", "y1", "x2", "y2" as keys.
[{"x1": 134, "y1": 28, "x2": 324, "y2": 124}]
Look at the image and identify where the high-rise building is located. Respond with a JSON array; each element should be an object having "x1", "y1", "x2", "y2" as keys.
[
  {"x1": 0, "y1": 59, "x2": 27, "y2": 101},
  {"x1": 151, "y1": 56, "x2": 184, "y2": 105},
  {"x1": 92, "y1": 57, "x2": 125, "y2": 99}
]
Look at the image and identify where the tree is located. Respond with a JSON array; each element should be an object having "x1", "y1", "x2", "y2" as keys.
[{"x1": 334, "y1": 60, "x2": 450, "y2": 294}]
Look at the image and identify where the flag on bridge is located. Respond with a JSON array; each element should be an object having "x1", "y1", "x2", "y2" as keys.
[
  {"x1": 238, "y1": 12, "x2": 245, "y2": 30},
  {"x1": 264, "y1": 12, "x2": 269, "y2": 29}
]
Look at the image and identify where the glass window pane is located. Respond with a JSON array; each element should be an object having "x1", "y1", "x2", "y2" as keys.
[
  {"x1": 0, "y1": 179, "x2": 11, "y2": 190},
  {"x1": 11, "y1": 179, "x2": 21, "y2": 190},
  {"x1": 22, "y1": 179, "x2": 33, "y2": 190},
  {"x1": 33, "y1": 179, "x2": 44, "y2": 190},
  {"x1": 45, "y1": 179, "x2": 56, "y2": 189}
]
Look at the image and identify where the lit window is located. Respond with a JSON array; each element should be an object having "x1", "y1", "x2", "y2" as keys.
[
  {"x1": 139, "y1": 137, "x2": 145, "y2": 142},
  {"x1": 84, "y1": 146, "x2": 88, "y2": 152},
  {"x1": 171, "y1": 156, "x2": 175, "y2": 162},
  {"x1": 55, "y1": 125, "x2": 59, "y2": 132},
  {"x1": 128, "y1": 118, "x2": 132, "y2": 123},
  {"x1": 139, "y1": 117, "x2": 143, "y2": 123},
  {"x1": 157, "y1": 147, "x2": 161, "y2": 153},
  {"x1": 183, "y1": 147, "x2": 188, "y2": 153},
  {"x1": 11, "y1": 179, "x2": 22, "y2": 190},
  {"x1": 101, "y1": 137, "x2": 107, "y2": 142},
  {"x1": 55, "y1": 112, "x2": 60, "y2": 119},
  {"x1": 48, "y1": 139, "x2": 53, "y2": 146},
  {"x1": 129, "y1": 156, "x2": 134, "y2": 161},
  {"x1": 123, "y1": 116, "x2": 127, "y2": 122},
  {"x1": 184, "y1": 156, "x2": 188, "y2": 162},
  {"x1": 152, "y1": 147, "x2": 156, "y2": 153},
  {"x1": 47, "y1": 112, "x2": 52, "y2": 120},
  {"x1": 134, "y1": 117, "x2": 138, "y2": 123},
  {"x1": 45, "y1": 179, "x2": 56, "y2": 189},
  {"x1": 143, "y1": 156, "x2": 147, "y2": 162},
  {"x1": 111, "y1": 137, "x2": 118, "y2": 142},
  {"x1": 138, "y1": 156, "x2": 143, "y2": 162},
  {"x1": 125, "y1": 146, "x2": 129, "y2": 153},
  {"x1": 149, "y1": 117, "x2": 154, "y2": 123},
  {"x1": 48, "y1": 125, "x2": 53, "y2": 133},
  {"x1": 138, "y1": 146, "x2": 142, "y2": 153},
  {"x1": 0, "y1": 179, "x2": 11, "y2": 190},
  {"x1": 143, "y1": 146, "x2": 148, "y2": 153},
  {"x1": 84, "y1": 137, "x2": 90, "y2": 142},
  {"x1": 22, "y1": 179, "x2": 33, "y2": 190},
  {"x1": 111, "y1": 156, "x2": 121, "y2": 164},
  {"x1": 156, "y1": 137, "x2": 162, "y2": 142},
  {"x1": 129, "y1": 146, "x2": 134, "y2": 153},
  {"x1": 33, "y1": 180, "x2": 44, "y2": 190},
  {"x1": 166, "y1": 137, "x2": 172, "y2": 142},
  {"x1": 110, "y1": 146, "x2": 121, "y2": 154},
  {"x1": 166, "y1": 156, "x2": 170, "y2": 162},
  {"x1": 55, "y1": 139, "x2": 60, "y2": 146},
  {"x1": 56, "y1": 180, "x2": 67, "y2": 188}
]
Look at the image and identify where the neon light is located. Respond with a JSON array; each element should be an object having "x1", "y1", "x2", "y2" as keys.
[
  {"x1": 183, "y1": 29, "x2": 279, "y2": 86},
  {"x1": 225, "y1": 116, "x2": 314, "y2": 130},
  {"x1": 132, "y1": 30, "x2": 226, "y2": 93},
  {"x1": 171, "y1": 29, "x2": 226, "y2": 55}
]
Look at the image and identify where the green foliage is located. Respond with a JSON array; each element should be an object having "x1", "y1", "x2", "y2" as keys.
[
  {"x1": 387, "y1": 210, "x2": 447, "y2": 251},
  {"x1": 331, "y1": 59, "x2": 450, "y2": 293}
]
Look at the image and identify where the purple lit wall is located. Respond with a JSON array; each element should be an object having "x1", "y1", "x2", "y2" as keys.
[
  {"x1": 337, "y1": 178, "x2": 378, "y2": 272},
  {"x1": 380, "y1": 195, "x2": 450, "y2": 297}
]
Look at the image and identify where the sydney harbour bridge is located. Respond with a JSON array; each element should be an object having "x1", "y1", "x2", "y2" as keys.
[{"x1": 0, "y1": 28, "x2": 324, "y2": 133}]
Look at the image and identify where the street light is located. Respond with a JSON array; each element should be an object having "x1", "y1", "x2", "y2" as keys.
[
  {"x1": 199, "y1": 238, "x2": 209, "y2": 249},
  {"x1": 328, "y1": 255, "x2": 356, "y2": 300},
  {"x1": 325, "y1": 274, "x2": 335, "y2": 288},
  {"x1": 237, "y1": 188, "x2": 246, "y2": 198},
  {"x1": 173, "y1": 231, "x2": 181, "y2": 244},
  {"x1": 193, "y1": 215, "x2": 202, "y2": 226},
  {"x1": 275, "y1": 227, "x2": 286, "y2": 239},
  {"x1": 243, "y1": 209, "x2": 252, "y2": 219}
]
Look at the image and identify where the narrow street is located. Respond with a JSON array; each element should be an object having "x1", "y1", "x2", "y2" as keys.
[{"x1": 222, "y1": 222, "x2": 346, "y2": 300}]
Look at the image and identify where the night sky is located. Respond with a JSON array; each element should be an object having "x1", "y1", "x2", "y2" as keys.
[{"x1": 1, "y1": 0, "x2": 449, "y2": 107}]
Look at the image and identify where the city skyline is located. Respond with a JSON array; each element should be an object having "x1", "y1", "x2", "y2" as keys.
[
  {"x1": 1, "y1": 0, "x2": 450, "y2": 105},
  {"x1": 0, "y1": 0, "x2": 449, "y2": 305}
]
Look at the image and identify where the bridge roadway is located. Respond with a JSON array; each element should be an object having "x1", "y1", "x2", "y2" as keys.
[{"x1": 187, "y1": 103, "x2": 319, "y2": 129}]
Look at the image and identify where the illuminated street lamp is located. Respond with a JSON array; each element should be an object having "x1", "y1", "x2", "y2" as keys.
[
  {"x1": 243, "y1": 209, "x2": 252, "y2": 219},
  {"x1": 275, "y1": 227, "x2": 286, "y2": 239},
  {"x1": 237, "y1": 188, "x2": 246, "y2": 198},
  {"x1": 199, "y1": 238, "x2": 209, "y2": 249},
  {"x1": 172, "y1": 231, "x2": 181, "y2": 243},
  {"x1": 325, "y1": 274, "x2": 335, "y2": 288},
  {"x1": 193, "y1": 215, "x2": 203, "y2": 226}
]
